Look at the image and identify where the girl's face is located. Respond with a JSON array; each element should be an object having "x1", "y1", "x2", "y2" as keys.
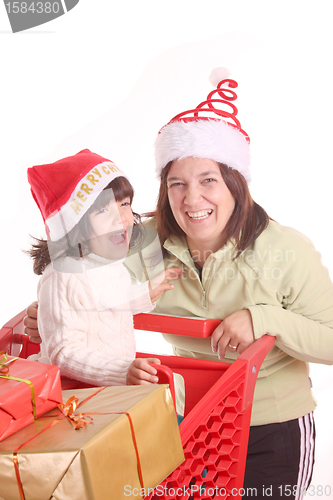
[
  {"x1": 88, "y1": 195, "x2": 134, "y2": 261},
  {"x1": 167, "y1": 157, "x2": 235, "y2": 254}
]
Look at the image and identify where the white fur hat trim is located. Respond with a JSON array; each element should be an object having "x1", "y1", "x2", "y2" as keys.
[{"x1": 155, "y1": 119, "x2": 251, "y2": 182}]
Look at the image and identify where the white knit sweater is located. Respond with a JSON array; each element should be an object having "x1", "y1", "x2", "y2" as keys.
[{"x1": 37, "y1": 253, "x2": 153, "y2": 386}]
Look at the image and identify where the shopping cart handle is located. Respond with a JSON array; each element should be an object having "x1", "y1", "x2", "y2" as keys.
[
  {"x1": 134, "y1": 313, "x2": 221, "y2": 338},
  {"x1": 154, "y1": 364, "x2": 176, "y2": 404},
  {"x1": 237, "y1": 334, "x2": 275, "y2": 411}
]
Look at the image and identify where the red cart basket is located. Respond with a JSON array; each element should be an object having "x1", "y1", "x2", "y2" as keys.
[{"x1": 0, "y1": 311, "x2": 274, "y2": 499}]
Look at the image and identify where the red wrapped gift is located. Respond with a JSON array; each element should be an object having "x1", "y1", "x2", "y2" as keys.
[{"x1": 0, "y1": 353, "x2": 62, "y2": 442}]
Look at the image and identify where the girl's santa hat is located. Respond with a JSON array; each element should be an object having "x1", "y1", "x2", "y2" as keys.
[
  {"x1": 154, "y1": 68, "x2": 251, "y2": 182},
  {"x1": 28, "y1": 149, "x2": 126, "y2": 241}
]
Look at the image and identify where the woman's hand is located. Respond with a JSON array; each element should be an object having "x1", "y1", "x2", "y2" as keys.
[
  {"x1": 149, "y1": 267, "x2": 182, "y2": 303},
  {"x1": 211, "y1": 310, "x2": 255, "y2": 359},
  {"x1": 126, "y1": 358, "x2": 161, "y2": 385},
  {"x1": 23, "y1": 301, "x2": 42, "y2": 343}
]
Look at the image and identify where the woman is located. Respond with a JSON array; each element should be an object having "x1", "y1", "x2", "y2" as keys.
[
  {"x1": 147, "y1": 69, "x2": 333, "y2": 498},
  {"x1": 25, "y1": 70, "x2": 333, "y2": 498}
]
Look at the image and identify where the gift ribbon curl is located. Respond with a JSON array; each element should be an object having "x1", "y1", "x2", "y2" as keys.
[
  {"x1": 0, "y1": 350, "x2": 17, "y2": 375},
  {"x1": 58, "y1": 395, "x2": 93, "y2": 430}
]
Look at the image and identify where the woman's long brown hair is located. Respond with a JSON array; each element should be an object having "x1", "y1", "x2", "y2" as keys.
[{"x1": 146, "y1": 161, "x2": 270, "y2": 258}]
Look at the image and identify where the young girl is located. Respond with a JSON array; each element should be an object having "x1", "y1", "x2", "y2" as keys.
[{"x1": 27, "y1": 149, "x2": 181, "y2": 386}]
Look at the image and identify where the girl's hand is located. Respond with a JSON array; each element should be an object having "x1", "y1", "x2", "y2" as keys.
[
  {"x1": 126, "y1": 358, "x2": 161, "y2": 385},
  {"x1": 23, "y1": 301, "x2": 42, "y2": 343},
  {"x1": 211, "y1": 310, "x2": 255, "y2": 359},
  {"x1": 149, "y1": 267, "x2": 182, "y2": 303}
]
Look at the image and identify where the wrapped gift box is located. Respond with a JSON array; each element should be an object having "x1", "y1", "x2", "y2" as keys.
[
  {"x1": 0, "y1": 385, "x2": 184, "y2": 500},
  {"x1": 0, "y1": 355, "x2": 62, "y2": 442}
]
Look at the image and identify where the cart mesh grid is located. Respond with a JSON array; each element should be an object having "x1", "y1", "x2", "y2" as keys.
[{"x1": 144, "y1": 363, "x2": 251, "y2": 500}]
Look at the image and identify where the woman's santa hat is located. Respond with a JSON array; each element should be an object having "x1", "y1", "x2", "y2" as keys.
[
  {"x1": 154, "y1": 68, "x2": 251, "y2": 182},
  {"x1": 28, "y1": 149, "x2": 126, "y2": 241}
]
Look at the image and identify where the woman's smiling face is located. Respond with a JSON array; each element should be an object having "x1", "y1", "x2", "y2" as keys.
[{"x1": 167, "y1": 157, "x2": 235, "y2": 254}]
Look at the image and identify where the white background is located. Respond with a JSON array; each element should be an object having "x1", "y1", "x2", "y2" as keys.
[{"x1": 1, "y1": 1, "x2": 332, "y2": 495}]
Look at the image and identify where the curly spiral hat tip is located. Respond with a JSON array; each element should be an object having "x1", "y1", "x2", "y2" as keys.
[
  {"x1": 209, "y1": 67, "x2": 231, "y2": 87},
  {"x1": 154, "y1": 67, "x2": 251, "y2": 182}
]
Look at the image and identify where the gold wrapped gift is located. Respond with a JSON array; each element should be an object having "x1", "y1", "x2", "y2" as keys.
[{"x1": 0, "y1": 385, "x2": 184, "y2": 500}]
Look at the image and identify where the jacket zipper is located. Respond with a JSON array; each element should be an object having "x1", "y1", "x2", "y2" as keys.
[
  {"x1": 201, "y1": 257, "x2": 217, "y2": 310},
  {"x1": 202, "y1": 289, "x2": 206, "y2": 308},
  {"x1": 166, "y1": 247, "x2": 207, "y2": 308}
]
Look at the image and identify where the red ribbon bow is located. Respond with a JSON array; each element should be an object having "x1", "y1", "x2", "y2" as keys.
[{"x1": 57, "y1": 395, "x2": 93, "y2": 429}]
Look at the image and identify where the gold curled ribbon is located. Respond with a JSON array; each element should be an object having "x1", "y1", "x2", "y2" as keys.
[{"x1": 0, "y1": 350, "x2": 18, "y2": 375}]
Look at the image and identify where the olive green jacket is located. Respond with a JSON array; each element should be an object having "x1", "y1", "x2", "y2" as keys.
[{"x1": 128, "y1": 220, "x2": 333, "y2": 425}]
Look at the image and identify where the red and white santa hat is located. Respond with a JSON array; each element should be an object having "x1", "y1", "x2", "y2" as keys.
[
  {"x1": 28, "y1": 149, "x2": 126, "y2": 241},
  {"x1": 154, "y1": 68, "x2": 251, "y2": 182}
]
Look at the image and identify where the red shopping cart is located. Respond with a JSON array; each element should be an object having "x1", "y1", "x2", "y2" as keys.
[{"x1": 0, "y1": 311, "x2": 274, "y2": 499}]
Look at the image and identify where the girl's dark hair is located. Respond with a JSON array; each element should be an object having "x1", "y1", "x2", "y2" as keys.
[
  {"x1": 147, "y1": 161, "x2": 270, "y2": 258},
  {"x1": 28, "y1": 176, "x2": 143, "y2": 275}
]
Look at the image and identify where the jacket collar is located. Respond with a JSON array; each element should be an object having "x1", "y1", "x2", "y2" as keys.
[{"x1": 163, "y1": 235, "x2": 238, "y2": 266}]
